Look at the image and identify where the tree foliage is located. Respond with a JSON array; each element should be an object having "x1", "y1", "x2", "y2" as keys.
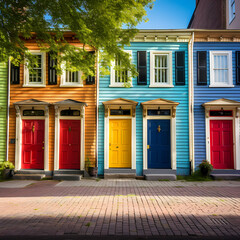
[{"x1": 0, "y1": 0, "x2": 154, "y2": 77}]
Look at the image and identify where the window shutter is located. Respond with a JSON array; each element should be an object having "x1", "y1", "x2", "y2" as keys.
[
  {"x1": 236, "y1": 51, "x2": 240, "y2": 85},
  {"x1": 175, "y1": 51, "x2": 185, "y2": 85},
  {"x1": 48, "y1": 53, "x2": 57, "y2": 85},
  {"x1": 86, "y1": 51, "x2": 96, "y2": 85},
  {"x1": 197, "y1": 51, "x2": 207, "y2": 85},
  {"x1": 86, "y1": 75, "x2": 95, "y2": 85},
  {"x1": 137, "y1": 51, "x2": 147, "y2": 85},
  {"x1": 10, "y1": 63, "x2": 20, "y2": 84}
]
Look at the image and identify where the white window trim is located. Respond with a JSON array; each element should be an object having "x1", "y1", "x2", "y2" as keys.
[
  {"x1": 109, "y1": 50, "x2": 133, "y2": 87},
  {"x1": 209, "y1": 51, "x2": 233, "y2": 88},
  {"x1": 23, "y1": 50, "x2": 46, "y2": 87},
  {"x1": 150, "y1": 51, "x2": 173, "y2": 88},
  {"x1": 60, "y1": 62, "x2": 83, "y2": 87},
  {"x1": 229, "y1": 0, "x2": 236, "y2": 24}
]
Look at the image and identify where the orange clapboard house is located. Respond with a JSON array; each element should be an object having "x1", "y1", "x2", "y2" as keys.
[{"x1": 8, "y1": 33, "x2": 97, "y2": 178}]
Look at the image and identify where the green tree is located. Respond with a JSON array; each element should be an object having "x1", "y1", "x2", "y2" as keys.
[{"x1": 0, "y1": 0, "x2": 154, "y2": 78}]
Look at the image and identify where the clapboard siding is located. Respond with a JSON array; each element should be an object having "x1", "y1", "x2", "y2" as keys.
[
  {"x1": 98, "y1": 42, "x2": 190, "y2": 176},
  {"x1": 193, "y1": 42, "x2": 240, "y2": 168},
  {"x1": 0, "y1": 62, "x2": 8, "y2": 162},
  {"x1": 9, "y1": 42, "x2": 97, "y2": 170}
]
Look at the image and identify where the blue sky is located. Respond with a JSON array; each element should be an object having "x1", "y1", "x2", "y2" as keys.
[{"x1": 137, "y1": 0, "x2": 196, "y2": 29}]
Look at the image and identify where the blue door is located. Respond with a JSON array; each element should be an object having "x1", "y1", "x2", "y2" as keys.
[{"x1": 147, "y1": 119, "x2": 171, "y2": 169}]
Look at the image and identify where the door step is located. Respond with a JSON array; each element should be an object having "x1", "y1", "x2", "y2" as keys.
[
  {"x1": 53, "y1": 174, "x2": 82, "y2": 181},
  {"x1": 144, "y1": 174, "x2": 176, "y2": 181},
  {"x1": 13, "y1": 174, "x2": 46, "y2": 180},
  {"x1": 210, "y1": 174, "x2": 240, "y2": 180},
  {"x1": 104, "y1": 173, "x2": 136, "y2": 179}
]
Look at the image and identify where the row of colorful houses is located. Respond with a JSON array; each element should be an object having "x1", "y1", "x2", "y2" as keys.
[{"x1": 0, "y1": 29, "x2": 240, "y2": 179}]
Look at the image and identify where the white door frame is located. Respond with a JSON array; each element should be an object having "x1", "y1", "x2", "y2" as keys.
[
  {"x1": 54, "y1": 105, "x2": 85, "y2": 170},
  {"x1": 205, "y1": 107, "x2": 240, "y2": 170},
  {"x1": 14, "y1": 105, "x2": 49, "y2": 171},
  {"x1": 104, "y1": 108, "x2": 136, "y2": 170},
  {"x1": 142, "y1": 109, "x2": 176, "y2": 170}
]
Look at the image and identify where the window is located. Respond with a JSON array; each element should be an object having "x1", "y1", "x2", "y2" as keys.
[
  {"x1": 229, "y1": 0, "x2": 236, "y2": 23},
  {"x1": 150, "y1": 51, "x2": 173, "y2": 87},
  {"x1": 60, "y1": 109, "x2": 80, "y2": 116},
  {"x1": 60, "y1": 64, "x2": 83, "y2": 87},
  {"x1": 24, "y1": 51, "x2": 46, "y2": 87},
  {"x1": 23, "y1": 109, "x2": 45, "y2": 116},
  {"x1": 110, "y1": 50, "x2": 132, "y2": 87},
  {"x1": 210, "y1": 110, "x2": 233, "y2": 117},
  {"x1": 210, "y1": 51, "x2": 233, "y2": 87},
  {"x1": 110, "y1": 109, "x2": 131, "y2": 116},
  {"x1": 147, "y1": 109, "x2": 171, "y2": 116}
]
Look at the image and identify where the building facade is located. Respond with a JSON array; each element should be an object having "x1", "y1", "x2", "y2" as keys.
[
  {"x1": 193, "y1": 30, "x2": 240, "y2": 173},
  {"x1": 8, "y1": 34, "x2": 97, "y2": 177},
  {"x1": 98, "y1": 30, "x2": 193, "y2": 178}
]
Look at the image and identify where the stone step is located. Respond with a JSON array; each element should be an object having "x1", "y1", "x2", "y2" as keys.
[
  {"x1": 210, "y1": 174, "x2": 240, "y2": 180},
  {"x1": 104, "y1": 173, "x2": 136, "y2": 179},
  {"x1": 53, "y1": 170, "x2": 83, "y2": 175},
  {"x1": 53, "y1": 174, "x2": 82, "y2": 181},
  {"x1": 144, "y1": 174, "x2": 176, "y2": 181},
  {"x1": 13, "y1": 174, "x2": 46, "y2": 180},
  {"x1": 16, "y1": 170, "x2": 45, "y2": 174}
]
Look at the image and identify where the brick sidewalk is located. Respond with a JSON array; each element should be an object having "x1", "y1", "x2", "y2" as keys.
[{"x1": 0, "y1": 180, "x2": 240, "y2": 237}]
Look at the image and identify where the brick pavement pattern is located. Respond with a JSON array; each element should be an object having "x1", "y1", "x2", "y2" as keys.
[{"x1": 0, "y1": 179, "x2": 240, "y2": 237}]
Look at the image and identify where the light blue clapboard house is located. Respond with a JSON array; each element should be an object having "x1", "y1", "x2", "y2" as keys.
[
  {"x1": 193, "y1": 30, "x2": 240, "y2": 174},
  {"x1": 98, "y1": 30, "x2": 193, "y2": 178}
]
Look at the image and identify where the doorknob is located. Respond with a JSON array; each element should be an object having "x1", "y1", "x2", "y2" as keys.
[
  {"x1": 116, "y1": 146, "x2": 119, "y2": 148},
  {"x1": 69, "y1": 126, "x2": 71, "y2": 132},
  {"x1": 147, "y1": 145, "x2": 150, "y2": 149},
  {"x1": 32, "y1": 125, "x2": 35, "y2": 133},
  {"x1": 157, "y1": 125, "x2": 161, "y2": 133}
]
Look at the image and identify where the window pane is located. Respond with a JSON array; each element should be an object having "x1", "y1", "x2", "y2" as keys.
[
  {"x1": 214, "y1": 55, "x2": 228, "y2": 69},
  {"x1": 154, "y1": 54, "x2": 168, "y2": 84},
  {"x1": 214, "y1": 69, "x2": 228, "y2": 83},
  {"x1": 66, "y1": 71, "x2": 79, "y2": 83}
]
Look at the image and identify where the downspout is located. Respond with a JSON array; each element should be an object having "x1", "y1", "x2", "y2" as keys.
[
  {"x1": 188, "y1": 32, "x2": 195, "y2": 174},
  {"x1": 6, "y1": 60, "x2": 10, "y2": 162},
  {"x1": 96, "y1": 50, "x2": 99, "y2": 169}
]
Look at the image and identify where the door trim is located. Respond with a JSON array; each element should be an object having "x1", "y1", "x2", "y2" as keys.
[
  {"x1": 54, "y1": 105, "x2": 85, "y2": 170},
  {"x1": 104, "y1": 115, "x2": 136, "y2": 170},
  {"x1": 143, "y1": 114, "x2": 176, "y2": 170},
  {"x1": 14, "y1": 105, "x2": 49, "y2": 171},
  {"x1": 205, "y1": 107, "x2": 240, "y2": 170}
]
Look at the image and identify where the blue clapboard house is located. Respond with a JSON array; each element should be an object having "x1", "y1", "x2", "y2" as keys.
[{"x1": 98, "y1": 30, "x2": 193, "y2": 179}]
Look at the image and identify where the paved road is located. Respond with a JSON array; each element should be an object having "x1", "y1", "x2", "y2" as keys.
[{"x1": 0, "y1": 179, "x2": 240, "y2": 238}]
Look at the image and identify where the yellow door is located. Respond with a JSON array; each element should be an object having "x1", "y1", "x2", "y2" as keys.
[{"x1": 109, "y1": 119, "x2": 131, "y2": 168}]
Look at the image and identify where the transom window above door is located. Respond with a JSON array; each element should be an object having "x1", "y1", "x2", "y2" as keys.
[
  {"x1": 24, "y1": 51, "x2": 46, "y2": 87},
  {"x1": 150, "y1": 51, "x2": 173, "y2": 87},
  {"x1": 210, "y1": 51, "x2": 233, "y2": 87},
  {"x1": 110, "y1": 50, "x2": 132, "y2": 87}
]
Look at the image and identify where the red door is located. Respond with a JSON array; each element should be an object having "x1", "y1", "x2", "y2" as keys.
[
  {"x1": 60, "y1": 120, "x2": 81, "y2": 169},
  {"x1": 210, "y1": 120, "x2": 234, "y2": 169},
  {"x1": 22, "y1": 120, "x2": 45, "y2": 169}
]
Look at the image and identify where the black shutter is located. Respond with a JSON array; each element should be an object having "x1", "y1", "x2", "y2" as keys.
[
  {"x1": 137, "y1": 51, "x2": 147, "y2": 85},
  {"x1": 48, "y1": 53, "x2": 57, "y2": 85},
  {"x1": 86, "y1": 51, "x2": 96, "y2": 85},
  {"x1": 197, "y1": 51, "x2": 207, "y2": 85},
  {"x1": 236, "y1": 51, "x2": 240, "y2": 85},
  {"x1": 10, "y1": 63, "x2": 20, "y2": 84},
  {"x1": 175, "y1": 51, "x2": 185, "y2": 85},
  {"x1": 86, "y1": 75, "x2": 95, "y2": 85}
]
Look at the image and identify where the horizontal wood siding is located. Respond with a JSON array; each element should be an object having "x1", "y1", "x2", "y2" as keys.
[
  {"x1": 0, "y1": 62, "x2": 8, "y2": 162},
  {"x1": 98, "y1": 42, "x2": 190, "y2": 176},
  {"x1": 9, "y1": 43, "x2": 97, "y2": 170},
  {"x1": 193, "y1": 42, "x2": 240, "y2": 169}
]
